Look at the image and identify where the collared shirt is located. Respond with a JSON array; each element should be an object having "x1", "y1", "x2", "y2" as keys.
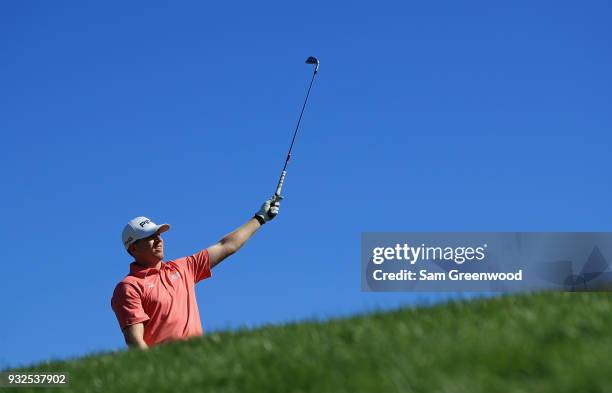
[{"x1": 111, "y1": 249, "x2": 211, "y2": 347}]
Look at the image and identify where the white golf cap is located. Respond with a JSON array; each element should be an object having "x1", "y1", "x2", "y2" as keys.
[{"x1": 122, "y1": 216, "x2": 170, "y2": 249}]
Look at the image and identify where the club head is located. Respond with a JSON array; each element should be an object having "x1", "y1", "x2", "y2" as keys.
[{"x1": 305, "y1": 56, "x2": 319, "y2": 73}]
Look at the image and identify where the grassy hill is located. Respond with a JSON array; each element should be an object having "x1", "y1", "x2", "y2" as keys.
[{"x1": 7, "y1": 292, "x2": 611, "y2": 393}]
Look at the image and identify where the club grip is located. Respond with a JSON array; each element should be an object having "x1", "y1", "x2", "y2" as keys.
[{"x1": 273, "y1": 170, "x2": 287, "y2": 202}]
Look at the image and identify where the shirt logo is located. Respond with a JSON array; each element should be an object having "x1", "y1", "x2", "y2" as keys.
[
  {"x1": 148, "y1": 284, "x2": 155, "y2": 288},
  {"x1": 169, "y1": 272, "x2": 181, "y2": 281}
]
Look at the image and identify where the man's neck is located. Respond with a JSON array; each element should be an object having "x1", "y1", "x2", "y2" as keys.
[{"x1": 135, "y1": 259, "x2": 162, "y2": 270}]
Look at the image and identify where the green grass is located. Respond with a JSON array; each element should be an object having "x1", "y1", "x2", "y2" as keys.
[{"x1": 7, "y1": 292, "x2": 612, "y2": 393}]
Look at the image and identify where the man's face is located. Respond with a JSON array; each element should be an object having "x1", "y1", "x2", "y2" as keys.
[{"x1": 130, "y1": 233, "x2": 164, "y2": 266}]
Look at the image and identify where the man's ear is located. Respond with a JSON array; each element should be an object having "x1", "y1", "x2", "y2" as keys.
[{"x1": 128, "y1": 243, "x2": 138, "y2": 257}]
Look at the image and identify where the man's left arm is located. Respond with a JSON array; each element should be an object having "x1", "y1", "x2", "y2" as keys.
[{"x1": 207, "y1": 198, "x2": 280, "y2": 268}]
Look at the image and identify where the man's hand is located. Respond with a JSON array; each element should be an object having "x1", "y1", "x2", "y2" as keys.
[{"x1": 254, "y1": 198, "x2": 281, "y2": 224}]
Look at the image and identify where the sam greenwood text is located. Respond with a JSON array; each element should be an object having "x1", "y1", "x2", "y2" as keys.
[{"x1": 372, "y1": 269, "x2": 523, "y2": 281}]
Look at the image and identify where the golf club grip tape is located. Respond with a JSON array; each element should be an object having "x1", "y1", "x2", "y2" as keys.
[{"x1": 275, "y1": 170, "x2": 286, "y2": 196}]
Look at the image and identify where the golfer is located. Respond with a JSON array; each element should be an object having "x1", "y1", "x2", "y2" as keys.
[{"x1": 111, "y1": 199, "x2": 280, "y2": 349}]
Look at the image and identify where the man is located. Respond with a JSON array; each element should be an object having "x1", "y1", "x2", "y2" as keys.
[{"x1": 111, "y1": 198, "x2": 280, "y2": 349}]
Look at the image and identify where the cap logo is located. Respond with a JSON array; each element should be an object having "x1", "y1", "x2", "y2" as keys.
[
  {"x1": 139, "y1": 219, "x2": 151, "y2": 227},
  {"x1": 124, "y1": 236, "x2": 134, "y2": 245}
]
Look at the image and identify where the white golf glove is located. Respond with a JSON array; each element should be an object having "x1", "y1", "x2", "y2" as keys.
[{"x1": 254, "y1": 198, "x2": 280, "y2": 224}]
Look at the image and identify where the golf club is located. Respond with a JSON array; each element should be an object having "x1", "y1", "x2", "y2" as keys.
[{"x1": 268, "y1": 56, "x2": 320, "y2": 215}]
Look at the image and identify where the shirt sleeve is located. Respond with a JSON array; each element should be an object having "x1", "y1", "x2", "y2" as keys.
[
  {"x1": 184, "y1": 249, "x2": 212, "y2": 283},
  {"x1": 111, "y1": 282, "x2": 150, "y2": 330}
]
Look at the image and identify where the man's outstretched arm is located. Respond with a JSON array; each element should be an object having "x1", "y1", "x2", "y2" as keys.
[{"x1": 207, "y1": 198, "x2": 280, "y2": 268}]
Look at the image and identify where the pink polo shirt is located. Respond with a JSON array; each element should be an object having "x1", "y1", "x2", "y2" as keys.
[{"x1": 111, "y1": 249, "x2": 211, "y2": 347}]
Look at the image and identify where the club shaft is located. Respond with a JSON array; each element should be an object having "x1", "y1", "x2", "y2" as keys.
[
  {"x1": 273, "y1": 67, "x2": 318, "y2": 200},
  {"x1": 282, "y1": 68, "x2": 318, "y2": 172}
]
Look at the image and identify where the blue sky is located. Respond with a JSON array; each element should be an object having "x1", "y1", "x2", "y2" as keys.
[{"x1": 1, "y1": 1, "x2": 610, "y2": 368}]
